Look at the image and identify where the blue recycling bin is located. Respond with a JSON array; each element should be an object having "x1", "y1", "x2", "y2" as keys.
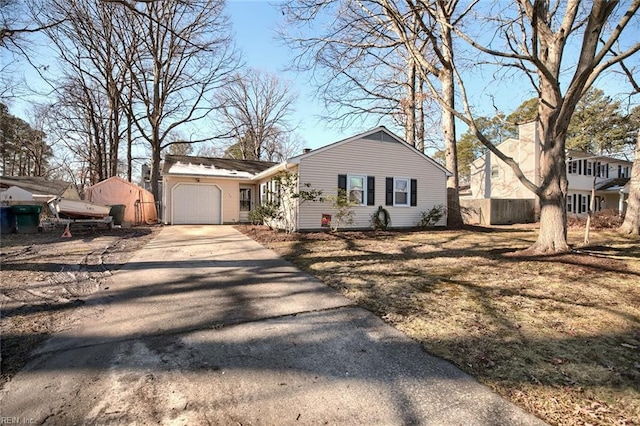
[{"x1": 1, "y1": 206, "x2": 17, "y2": 234}]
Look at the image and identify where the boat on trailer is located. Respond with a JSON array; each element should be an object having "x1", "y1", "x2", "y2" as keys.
[{"x1": 48, "y1": 198, "x2": 111, "y2": 219}]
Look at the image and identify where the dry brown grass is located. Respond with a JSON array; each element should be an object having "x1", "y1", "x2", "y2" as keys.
[{"x1": 238, "y1": 224, "x2": 640, "y2": 426}]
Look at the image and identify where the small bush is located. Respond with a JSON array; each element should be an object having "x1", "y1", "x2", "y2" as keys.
[
  {"x1": 248, "y1": 203, "x2": 279, "y2": 225},
  {"x1": 417, "y1": 205, "x2": 445, "y2": 229},
  {"x1": 371, "y1": 205, "x2": 391, "y2": 230},
  {"x1": 325, "y1": 189, "x2": 356, "y2": 231}
]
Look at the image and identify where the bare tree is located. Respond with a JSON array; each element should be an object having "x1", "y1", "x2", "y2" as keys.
[
  {"x1": 458, "y1": 1, "x2": 638, "y2": 252},
  {"x1": 126, "y1": 0, "x2": 238, "y2": 201},
  {"x1": 280, "y1": 0, "x2": 435, "y2": 150},
  {"x1": 35, "y1": 0, "x2": 141, "y2": 181},
  {"x1": 283, "y1": 0, "x2": 469, "y2": 226},
  {"x1": 380, "y1": 0, "x2": 639, "y2": 252},
  {"x1": 215, "y1": 68, "x2": 297, "y2": 161},
  {"x1": 1, "y1": 0, "x2": 63, "y2": 50}
]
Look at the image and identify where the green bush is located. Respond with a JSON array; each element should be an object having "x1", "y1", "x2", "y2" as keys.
[
  {"x1": 417, "y1": 205, "x2": 445, "y2": 229},
  {"x1": 248, "y1": 202, "x2": 278, "y2": 225}
]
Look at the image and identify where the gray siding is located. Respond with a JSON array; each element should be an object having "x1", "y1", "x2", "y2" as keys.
[{"x1": 297, "y1": 137, "x2": 447, "y2": 230}]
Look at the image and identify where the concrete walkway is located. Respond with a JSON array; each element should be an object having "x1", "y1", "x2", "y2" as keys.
[{"x1": 1, "y1": 226, "x2": 546, "y2": 425}]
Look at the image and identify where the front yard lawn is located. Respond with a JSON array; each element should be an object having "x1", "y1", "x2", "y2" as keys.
[{"x1": 238, "y1": 225, "x2": 640, "y2": 426}]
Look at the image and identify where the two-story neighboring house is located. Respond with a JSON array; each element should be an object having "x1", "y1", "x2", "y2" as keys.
[{"x1": 464, "y1": 121, "x2": 632, "y2": 224}]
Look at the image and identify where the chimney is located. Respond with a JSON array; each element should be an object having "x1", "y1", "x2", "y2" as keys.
[{"x1": 302, "y1": 148, "x2": 312, "y2": 154}]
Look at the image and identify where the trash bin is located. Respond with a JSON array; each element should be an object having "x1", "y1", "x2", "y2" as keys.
[
  {"x1": 109, "y1": 204, "x2": 126, "y2": 226},
  {"x1": 12, "y1": 204, "x2": 42, "y2": 234},
  {"x1": 1, "y1": 206, "x2": 17, "y2": 234}
]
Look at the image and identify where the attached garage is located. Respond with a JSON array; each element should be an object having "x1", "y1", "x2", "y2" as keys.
[
  {"x1": 171, "y1": 183, "x2": 222, "y2": 225},
  {"x1": 162, "y1": 156, "x2": 278, "y2": 225}
]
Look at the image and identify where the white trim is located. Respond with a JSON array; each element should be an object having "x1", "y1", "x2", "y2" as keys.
[
  {"x1": 347, "y1": 174, "x2": 367, "y2": 206},
  {"x1": 393, "y1": 177, "x2": 410, "y2": 207},
  {"x1": 252, "y1": 162, "x2": 294, "y2": 181}
]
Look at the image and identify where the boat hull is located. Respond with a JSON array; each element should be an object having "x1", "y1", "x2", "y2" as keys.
[{"x1": 49, "y1": 198, "x2": 111, "y2": 219}]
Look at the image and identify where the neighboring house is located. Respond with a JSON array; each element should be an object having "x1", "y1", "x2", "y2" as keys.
[
  {"x1": 466, "y1": 122, "x2": 632, "y2": 223},
  {"x1": 162, "y1": 127, "x2": 451, "y2": 230},
  {"x1": 0, "y1": 176, "x2": 80, "y2": 202},
  {"x1": 85, "y1": 176, "x2": 158, "y2": 225}
]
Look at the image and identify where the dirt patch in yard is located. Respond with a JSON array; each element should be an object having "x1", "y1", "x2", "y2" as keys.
[
  {"x1": 1, "y1": 225, "x2": 161, "y2": 388},
  {"x1": 237, "y1": 224, "x2": 640, "y2": 426}
]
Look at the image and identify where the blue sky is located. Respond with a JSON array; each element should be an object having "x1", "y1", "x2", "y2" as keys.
[
  {"x1": 226, "y1": 0, "x2": 353, "y2": 150},
  {"x1": 5, "y1": 0, "x2": 637, "y2": 156}
]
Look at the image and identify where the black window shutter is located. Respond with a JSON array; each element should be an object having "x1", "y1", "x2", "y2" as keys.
[
  {"x1": 385, "y1": 177, "x2": 393, "y2": 206},
  {"x1": 338, "y1": 174, "x2": 347, "y2": 192},
  {"x1": 578, "y1": 194, "x2": 583, "y2": 214},
  {"x1": 367, "y1": 176, "x2": 375, "y2": 206},
  {"x1": 410, "y1": 179, "x2": 417, "y2": 206}
]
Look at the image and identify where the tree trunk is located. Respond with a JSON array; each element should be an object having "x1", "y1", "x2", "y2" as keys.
[
  {"x1": 416, "y1": 75, "x2": 424, "y2": 152},
  {"x1": 150, "y1": 142, "x2": 161, "y2": 217},
  {"x1": 405, "y1": 63, "x2": 416, "y2": 147},
  {"x1": 440, "y1": 22, "x2": 463, "y2": 228},
  {"x1": 528, "y1": 117, "x2": 571, "y2": 253},
  {"x1": 619, "y1": 131, "x2": 640, "y2": 235}
]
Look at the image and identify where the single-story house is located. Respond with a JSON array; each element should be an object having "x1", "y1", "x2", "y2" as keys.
[
  {"x1": 162, "y1": 157, "x2": 277, "y2": 225},
  {"x1": 162, "y1": 127, "x2": 451, "y2": 230},
  {"x1": 85, "y1": 176, "x2": 158, "y2": 225},
  {"x1": 0, "y1": 176, "x2": 80, "y2": 202}
]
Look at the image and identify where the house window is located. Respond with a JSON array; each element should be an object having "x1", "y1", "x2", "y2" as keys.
[
  {"x1": 240, "y1": 188, "x2": 252, "y2": 211},
  {"x1": 348, "y1": 175, "x2": 366, "y2": 205},
  {"x1": 386, "y1": 177, "x2": 417, "y2": 207},
  {"x1": 586, "y1": 161, "x2": 592, "y2": 176},
  {"x1": 619, "y1": 166, "x2": 630, "y2": 178},
  {"x1": 394, "y1": 178, "x2": 409, "y2": 206},
  {"x1": 567, "y1": 193, "x2": 573, "y2": 213},
  {"x1": 491, "y1": 166, "x2": 499, "y2": 178},
  {"x1": 260, "y1": 183, "x2": 267, "y2": 204},
  {"x1": 580, "y1": 194, "x2": 588, "y2": 214},
  {"x1": 338, "y1": 174, "x2": 374, "y2": 206}
]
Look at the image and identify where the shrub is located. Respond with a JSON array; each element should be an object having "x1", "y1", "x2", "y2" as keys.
[
  {"x1": 248, "y1": 202, "x2": 279, "y2": 225},
  {"x1": 371, "y1": 205, "x2": 391, "y2": 230},
  {"x1": 325, "y1": 189, "x2": 356, "y2": 231},
  {"x1": 417, "y1": 205, "x2": 445, "y2": 229}
]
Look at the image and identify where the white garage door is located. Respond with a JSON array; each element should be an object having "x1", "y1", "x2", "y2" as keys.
[{"x1": 172, "y1": 183, "x2": 222, "y2": 224}]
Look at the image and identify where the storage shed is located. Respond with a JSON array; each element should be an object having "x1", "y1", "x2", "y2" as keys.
[{"x1": 85, "y1": 177, "x2": 157, "y2": 225}]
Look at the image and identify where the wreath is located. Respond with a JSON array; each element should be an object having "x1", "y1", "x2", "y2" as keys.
[{"x1": 372, "y1": 205, "x2": 391, "y2": 230}]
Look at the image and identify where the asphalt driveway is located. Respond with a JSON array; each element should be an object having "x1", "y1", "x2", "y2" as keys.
[{"x1": 0, "y1": 225, "x2": 546, "y2": 425}]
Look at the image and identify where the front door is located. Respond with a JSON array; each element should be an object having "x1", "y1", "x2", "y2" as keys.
[{"x1": 239, "y1": 187, "x2": 252, "y2": 222}]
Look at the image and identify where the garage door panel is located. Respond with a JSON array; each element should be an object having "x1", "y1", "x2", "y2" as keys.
[{"x1": 172, "y1": 184, "x2": 221, "y2": 224}]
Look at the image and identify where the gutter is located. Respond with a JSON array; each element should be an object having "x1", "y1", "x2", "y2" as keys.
[{"x1": 251, "y1": 162, "x2": 295, "y2": 181}]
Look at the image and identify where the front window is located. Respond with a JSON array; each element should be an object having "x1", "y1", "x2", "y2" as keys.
[
  {"x1": 240, "y1": 188, "x2": 252, "y2": 211},
  {"x1": 394, "y1": 178, "x2": 409, "y2": 206},
  {"x1": 260, "y1": 183, "x2": 267, "y2": 204},
  {"x1": 348, "y1": 175, "x2": 365, "y2": 205}
]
